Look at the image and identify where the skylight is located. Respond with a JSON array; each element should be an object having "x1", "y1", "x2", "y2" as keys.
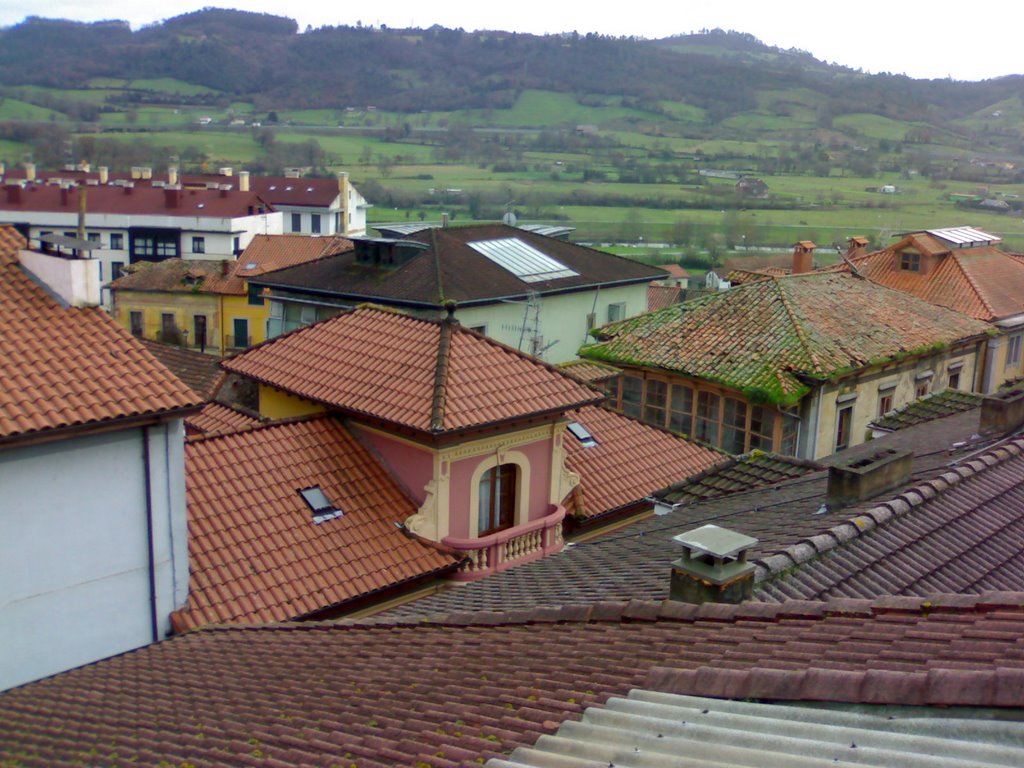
[
  {"x1": 927, "y1": 226, "x2": 999, "y2": 247},
  {"x1": 566, "y1": 421, "x2": 598, "y2": 448},
  {"x1": 299, "y1": 486, "x2": 344, "y2": 524},
  {"x1": 467, "y1": 238, "x2": 578, "y2": 283}
]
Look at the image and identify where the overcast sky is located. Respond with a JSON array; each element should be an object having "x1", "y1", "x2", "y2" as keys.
[{"x1": 1, "y1": 1, "x2": 1020, "y2": 82}]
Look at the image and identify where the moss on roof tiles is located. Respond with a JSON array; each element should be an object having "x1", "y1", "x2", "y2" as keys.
[{"x1": 581, "y1": 272, "x2": 990, "y2": 407}]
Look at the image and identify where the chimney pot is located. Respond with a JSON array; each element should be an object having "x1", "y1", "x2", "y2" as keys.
[
  {"x1": 219, "y1": 167, "x2": 233, "y2": 177},
  {"x1": 23, "y1": 162, "x2": 35, "y2": 182},
  {"x1": 441, "y1": 212, "x2": 450, "y2": 228},
  {"x1": 98, "y1": 166, "x2": 109, "y2": 184},
  {"x1": 168, "y1": 166, "x2": 179, "y2": 186},
  {"x1": 239, "y1": 171, "x2": 250, "y2": 192},
  {"x1": 669, "y1": 525, "x2": 758, "y2": 605}
]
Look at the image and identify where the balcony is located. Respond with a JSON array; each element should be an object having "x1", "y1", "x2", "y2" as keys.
[{"x1": 442, "y1": 504, "x2": 565, "y2": 581}]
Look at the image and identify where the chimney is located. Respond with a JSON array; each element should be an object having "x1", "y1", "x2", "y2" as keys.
[
  {"x1": 239, "y1": 171, "x2": 250, "y2": 192},
  {"x1": 24, "y1": 162, "x2": 36, "y2": 182},
  {"x1": 337, "y1": 171, "x2": 349, "y2": 234},
  {"x1": 131, "y1": 166, "x2": 142, "y2": 180},
  {"x1": 164, "y1": 186, "x2": 181, "y2": 208},
  {"x1": 441, "y1": 212, "x2": 450, "y2": 228},
  {"x1": 219, "y1": 167, "x2": 233, "y2": 177},
  {"x1": 219, "y1": 185, "x2": 229, "y2": 198},
  {"x1": 141, "y1": 167, "x2": 152, "y2": 180},
  {"x1": 826, "y1": 448, "x2": 913, "y2": 509},
  {"x1": 168, "y1": 166, "x2": 179, "y2": 186},
  {"x1": 98, "y1": 166, "x2": 109, "y2": 184},
  {"x1": 669, "y1": 525, "x2": 758, "y2": 604},
  {"x1": 980, "y1": 387, "x2": 1024, "y2": 435},
  {"x1": 18, "y1": 247, "x2": 101, "y2": 307},
  {"x1": 220, "y1": 259, "x2": 231, "y2": 276},
  {"x1": 792, "y1": 240, "x2": 815, "y2": 274}
]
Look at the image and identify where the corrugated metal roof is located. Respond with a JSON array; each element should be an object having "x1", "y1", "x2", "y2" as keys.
[
  {"x1": 490, "y1": 689, "x2": 1024, "y2": 768},
  {"x1": 927, "y1": 226, "x2": 1000, "y2": 247},
  {"x1": 468, "y1": 237, "x2": 579, "y2": 282}
]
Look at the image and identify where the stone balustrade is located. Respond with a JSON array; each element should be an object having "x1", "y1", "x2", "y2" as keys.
[{"x1": 442, "y1": 504, "x2": 566, "y2": 581}]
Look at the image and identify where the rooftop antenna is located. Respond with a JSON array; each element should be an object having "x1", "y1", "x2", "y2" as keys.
[{"x1": 835, "y1": 243, "x2": 861, "y2": 277}]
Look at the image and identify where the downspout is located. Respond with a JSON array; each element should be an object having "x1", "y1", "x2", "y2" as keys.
[
  {"x1": 142, "y1": 426, "x2": 160, "y2": 643},
  {"x1": 806, "y1": 387, "x2": 824, "y2": 460}
]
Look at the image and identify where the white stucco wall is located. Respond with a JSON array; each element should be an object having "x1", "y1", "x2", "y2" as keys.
[{"x1": 0, "y1": 420, "x2": 188, "y2": 690}]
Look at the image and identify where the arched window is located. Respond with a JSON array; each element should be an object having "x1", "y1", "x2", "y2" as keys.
[{"x1": 478, "y1": 463, "x2": 517, "y2": 536}]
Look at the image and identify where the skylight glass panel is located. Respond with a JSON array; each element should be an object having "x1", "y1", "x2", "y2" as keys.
[
  {"x1": 299, "y1": 486, "x2": 344, "y2": 524},
  {"x1": 468, "y1": 238, "x2": 578, "y2": 283},
  {"x1": 927, "y1": 226, "x2": 998, "y2": 247},
  {"x1": 566, "y1": 421, "x2": 598, "y2": 447}
]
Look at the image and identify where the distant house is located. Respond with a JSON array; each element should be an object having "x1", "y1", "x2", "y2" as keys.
[
  {"x1": 0, "y1": 226, "x2": 200, "y2": 690},
  {"x1": 110, "y1": 234, "x2": 351, "y2": 354},
  {"x1": 251, "y1": 223, "x2": 665, "y2": 364},
  {"x1": 847, "y1": 226, "x2": 1024, "y2": 391},
  {"x1": 580, "y1": 270, "x2": 990, "y2": 459},
  {"x1": 0, "y1": 164, "x2": 281, "y2": 293},
  {"x1": 735, "y1": 176, "x2": 768, "y2": 197}
]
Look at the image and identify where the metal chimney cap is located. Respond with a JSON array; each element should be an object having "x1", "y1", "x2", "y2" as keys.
[{"x1": 672, "y1": 524, "x2": 757, "y2": 559}]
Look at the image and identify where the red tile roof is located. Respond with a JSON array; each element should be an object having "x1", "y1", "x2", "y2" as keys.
[
  {"x1": 3, "y1": 595, "x2": 1024, "y2": 767},
  {"x1": 138, "y1": 339, "x2": 224, "y2": 400},
  {"x1": 646, "y1": 283, "x2": 681, "y2": 311},
  {"x1": 177, "y1": 415, "x2": 457, "y2": 630},
  {"x1": 583, "y1": 271, "x2": 991, "y2": 406},
  {"x1": 0, "y1": 182, "x2": 271, "y2": 219},
  {"x1": 223, "y1": 307, "x2": 602, "y2": 436},
  {"x1": 0, "y1": 227, "x2": 201, "y2": 443},
  {"x1": 185, "y1": 401, "x2": 263, "y2": 434},
  {"x1": 556, "y1": 359, "x2": 621, "y2": 384},
  {"x1": 656, "y1": 263, "x2": 689, "y2": 279},
  {"x1": 233, "y1": 233, "x2": 352, "y2": 278},
  {"x1": 563, "y1": 405, "x2": 721, "y2": 520},
  {"x1": 850, "y1": 238, "x2": 1024, "y2": 322}
]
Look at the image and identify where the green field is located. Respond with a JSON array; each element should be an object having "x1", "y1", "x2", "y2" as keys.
[{"x1": 0, "y1": 97, "x2": 64, "y2": 121}]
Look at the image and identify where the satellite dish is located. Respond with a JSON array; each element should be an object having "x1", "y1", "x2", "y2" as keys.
[{"x1": 502, "y1": 211, "x2": 518, "y2": 226}]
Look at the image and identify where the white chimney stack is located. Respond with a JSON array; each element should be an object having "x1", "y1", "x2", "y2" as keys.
[{"x1": 18, "y1": 247, "x2": 101, "y2": 307}]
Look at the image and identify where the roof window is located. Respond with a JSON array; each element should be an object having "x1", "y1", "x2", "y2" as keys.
[
  {"x1": 467, "y1": 238, "x2": 578, "y2": 282},
  {"x1": 566, "y1": 421, "x2": 598, "y2": 447},
  {"x1": 299, "y1": 486, "x2": 344, "y2": 524}
]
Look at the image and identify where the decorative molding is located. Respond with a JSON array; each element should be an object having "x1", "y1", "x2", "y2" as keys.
[
  {"x1": 405, "y1": 479, "x2": 439, "y2": 540},
  {"x1": 440, "y1": 423, "x2": 555, "y2": 461}
]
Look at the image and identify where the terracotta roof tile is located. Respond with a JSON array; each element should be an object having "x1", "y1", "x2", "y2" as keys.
[
  {"x1": 138, "y1": 339, "x2": 224, "y2": 399},
  {"x1": 224, "y1": 308, "x2": 602, "y2": 435},
  {"x1": 177, "y1": 415, "x2": 457, "y2": 630},
  {"x1": 870, "y1": 388, "x2": 983, "y2": 431},
  {"x1": 563, "y1": 405, "x2": 721, "y2": 520},
  {"x1": 0, "y1": 227, "x2": 201, "y2": 442},
  {"x1": 185, "y1": 402, "x2": 263, "y2": 434},
  {"x1": 112, "y1": 257, "x2": 246, "y2": 294},
  {"x1": 3, "y1": 596, "x2": 1024, "y2": 766},
  {"x1": 234, "y1": 234, "x2": 352, "y2": 278},
  {"x1": 654, "y1": 451, "x2": 823, "y2": 505},
  {"x1": 582, "y1": 271, "x2": 990, "y2": 406},
  {"x1": 646, "y1": 283, "x2": 681, "y2": 311},
  {"x1": 849, "y1": 235, "x2": 1024, "y2": 322},
  {"x1": 556, "y1": 359, "x2": 620, "y2": 385}
]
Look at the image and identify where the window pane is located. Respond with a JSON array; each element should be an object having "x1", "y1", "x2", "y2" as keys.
[
  {"x1": 695, "y1": 391, "x2": 720, "y2": 445},
  {"x1": 781, "y1": 413, "x2": 799, "y2": 455},
  {"x1": 669, "y1": 385, "x2": 693, "y2": 434},
  {"x1": 643, "y1": 380, "x2": 668, "y2": 427},
  {"x1": 749, "y1": 405, "x2": 774, "y2": 451},
  {"x1": 722, "y1": 397, "x2": 747, "y2": 453},
  {"x1": 621, "y1": 376, "x2": 643, "y2": 418}
]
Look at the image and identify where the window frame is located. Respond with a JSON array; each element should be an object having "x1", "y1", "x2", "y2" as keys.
[{"x1": 478, "y1": 463, "x2": 517, "y2": 537}]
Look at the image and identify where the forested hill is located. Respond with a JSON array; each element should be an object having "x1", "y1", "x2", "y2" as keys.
[{"x1": 0, "y1": 9, "x2": 1021, "y2": 123}]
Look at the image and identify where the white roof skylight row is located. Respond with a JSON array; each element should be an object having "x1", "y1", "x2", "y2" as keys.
[
  {"x1": 927, "y1": 227, "x2": 1000, "y2": 247},
  {"x1": 467, "y1": 237, "x2": 579, "y2": 283}
]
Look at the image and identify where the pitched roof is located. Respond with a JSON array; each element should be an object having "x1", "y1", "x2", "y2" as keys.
[
  {"x1": 653, "y1": 451, "x2": 823, "y2": 506},
  {"x1": 111, "y1": 258, "x2": 246, "y2": 295},
  {"x1": 252, "y1": 223, "x2": 666, "y2": 307},
  {"x1": 556, "y1": 359, "x2": 621, "y2": 385},
  {"x1": 387, "y1": 408, "x2": 990, "y2": 616},
  {"x1": 756, "y1": 437, "x2": 1024, "y2": 603},
  {"x1": 233, "y1": 233, "x2": 353, "y2": 278},
  {"x1": 0, "y1": 182, "x2": 271, "y2": 219},
  {"x1": 849, "y1": 235, "x2": 1024, "y2": 322},
  {"x1": 177, "y1": 414, "x2": 457, "y2": 630},
  {"x1": 563, "y1": 405, "x2": 721, "y2": 521},
  {"x1": 582, "y1": 271, "x2": 990, "y2": 405},
  {"x1": 185, "y1": 401, "x2": 263, "y2": 434},
  {"x1": 138, "y1": 338, "x2": 224, "y2": 399},
  {"x1": 3, "y1": 595, "x2": 1024, "y2": 767},
  {"x1": 508, "y1": 689, "x2": 1024, "y2": 768},
  {"x1": 223, "y1": 307, "x2": 602, "y2": 436},
  {"x1": 0, "y1": 227, "x2": 200, "y2": 443},
  {"x1": 869, "y1": 387, "x2": 983, "y2": 432},
  {"x1": 646, "y1": 282, "x2": 681, "y2": 311}
]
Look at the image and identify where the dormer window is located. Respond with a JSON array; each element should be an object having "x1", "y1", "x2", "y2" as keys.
[
  {"x1": 299, "y1": 486, "x2": 343, "y2": 524},
  {"x1": 900, "y1": 251, "x2": 921, "y2": 271}
]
